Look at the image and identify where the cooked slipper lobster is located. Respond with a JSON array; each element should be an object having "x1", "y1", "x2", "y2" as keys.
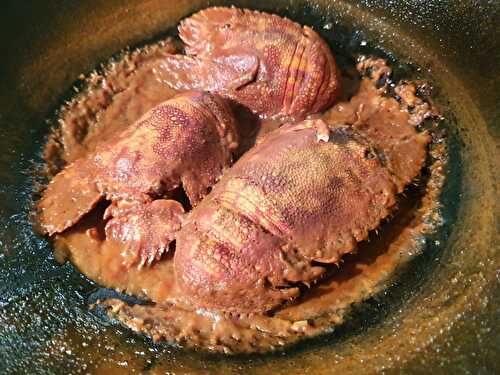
[{"x1": 38, "y1": 91, "x2": 238, "y2": 267}]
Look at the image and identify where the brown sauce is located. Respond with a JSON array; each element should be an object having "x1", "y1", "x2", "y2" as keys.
[{"x1": 43, "y1": 37, "x2": 446, "y2": 353}]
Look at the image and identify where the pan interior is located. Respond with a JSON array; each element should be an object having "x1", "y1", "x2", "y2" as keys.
[{"x1": 0, "y1": 0, "x2": 497, "y2": 373}]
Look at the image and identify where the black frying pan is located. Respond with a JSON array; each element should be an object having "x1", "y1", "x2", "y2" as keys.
[{"x1": 0, "y1": 0, "x2": 498, "y2": 373}]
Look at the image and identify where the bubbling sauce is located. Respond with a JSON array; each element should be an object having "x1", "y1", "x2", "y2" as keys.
[{"x1": 42, "y1": 35, "x2": 446, "y2": 353}]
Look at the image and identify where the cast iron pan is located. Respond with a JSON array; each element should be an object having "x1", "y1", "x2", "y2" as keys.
[{"x1": 0, "y1": 0, "x2": 498, "y2": 373}]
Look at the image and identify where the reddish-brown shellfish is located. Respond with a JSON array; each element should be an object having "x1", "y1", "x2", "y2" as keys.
[
  {"x1": 160, "y1": 7, "x2": 341, "y2": 120},
  {"x1": 37, "y1": 91, "x2": 238, "y2": 267}
]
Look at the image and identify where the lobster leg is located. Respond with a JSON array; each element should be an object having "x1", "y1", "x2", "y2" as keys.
[{"x1": 105, "y1": 199, "x2": 185, "y2": 268}]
